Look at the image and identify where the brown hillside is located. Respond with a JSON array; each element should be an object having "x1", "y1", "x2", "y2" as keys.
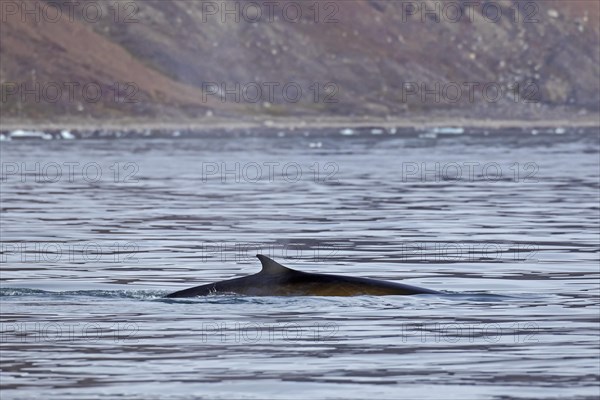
[{"x1": 1, "y1": 0, "x2": 598, "y2": 124}]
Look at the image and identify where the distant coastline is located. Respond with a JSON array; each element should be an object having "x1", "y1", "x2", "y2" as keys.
[{"x1": 1, "y1": 115, "x2": 599, "y2": 134}]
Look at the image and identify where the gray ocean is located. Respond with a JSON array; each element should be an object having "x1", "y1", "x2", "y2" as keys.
[{"x1": 1, "y1": 128, "x2": 599, "y2": 400}]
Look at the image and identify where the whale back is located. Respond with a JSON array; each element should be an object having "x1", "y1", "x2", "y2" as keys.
[
  {"x1": 165, "y1": 254, "x2": 439, "y2": 297},
  {"x1": 256, "y1": 254, "x2": 297, "y2": 275}
]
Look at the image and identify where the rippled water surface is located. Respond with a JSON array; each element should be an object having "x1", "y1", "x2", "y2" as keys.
[{"x1": 1, "y1": 129, "x2": 599, "y2": 399}]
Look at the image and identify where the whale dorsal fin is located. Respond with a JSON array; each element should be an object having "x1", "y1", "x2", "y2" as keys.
[{"x1": 256, "y1": 254, "x2": 296, "y2": 275}]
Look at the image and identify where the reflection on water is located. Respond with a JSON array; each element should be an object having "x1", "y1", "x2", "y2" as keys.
[{"x1": 1, "y1": 129, "x2": 599, "y2": 399}]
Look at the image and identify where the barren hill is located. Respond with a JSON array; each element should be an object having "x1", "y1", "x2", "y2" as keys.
[{"x1": 1, "y1": 0, "x2": 598, "y2": 126}]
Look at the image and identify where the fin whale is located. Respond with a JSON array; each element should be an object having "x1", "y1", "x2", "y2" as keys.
[{"x1": 165, "y1": 254, "x2": 439, "y2": 297}]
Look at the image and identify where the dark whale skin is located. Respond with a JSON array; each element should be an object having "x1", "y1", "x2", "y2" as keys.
[{"x1": 165, "y1": 255, "x2": 439, "y2": 298}]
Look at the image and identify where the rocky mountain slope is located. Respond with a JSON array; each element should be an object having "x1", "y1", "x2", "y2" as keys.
[{"x1": 1, "y1": 0, "x2": 598, "y2": 126}]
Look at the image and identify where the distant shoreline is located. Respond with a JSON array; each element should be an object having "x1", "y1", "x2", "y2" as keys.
[{"x1": 1, "y1": 116, "x2": 599, "y2": 133}]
